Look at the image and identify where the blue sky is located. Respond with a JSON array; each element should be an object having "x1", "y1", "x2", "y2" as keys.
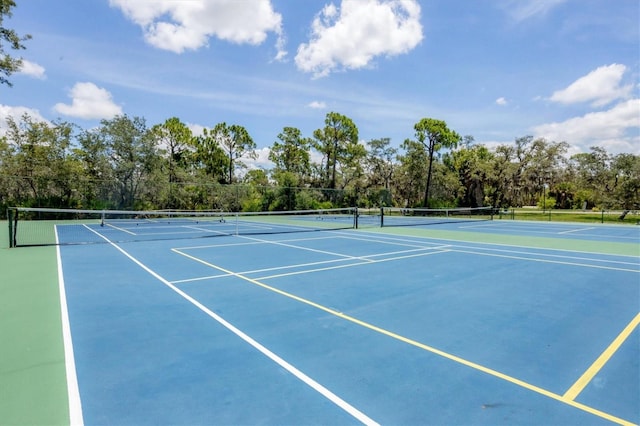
[{"x1": 2, "y1": 0, "x2": 639, "y2": 168}]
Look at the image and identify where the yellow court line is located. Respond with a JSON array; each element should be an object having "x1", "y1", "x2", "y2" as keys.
[
  {"x1": 172, "y1": 248, "x2": 637, "y2": 426},
  {"x1": 564, "y1": 312, "x2": 640, "y2": 401}
]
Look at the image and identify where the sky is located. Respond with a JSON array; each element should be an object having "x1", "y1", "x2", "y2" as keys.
[{"x1": 1, "y1": 0, "x2": 639, "y2": 169}]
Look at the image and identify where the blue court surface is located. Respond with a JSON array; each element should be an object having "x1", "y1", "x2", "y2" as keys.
[{"x1": 56, "y1": 220, "x2": 639, "y2": 425}]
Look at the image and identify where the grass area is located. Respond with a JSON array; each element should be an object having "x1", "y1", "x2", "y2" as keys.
[
  {"x1": 497, "y1": 208, "x2": 640, "y2": 225},
  {"x1": 0, "y1": 221, "x2": 69, "y2": 425}
]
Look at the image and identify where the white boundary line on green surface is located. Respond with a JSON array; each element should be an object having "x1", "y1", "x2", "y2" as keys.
[
  {"x1": 558, "y1": 227, "x2": 596, "y2": 235},
  {"x1": 55, "y1": 227, "x2": 84, "y2": 426},
  {"x1": 335, "y1": 229, "x2": 640, "y2": 259}
]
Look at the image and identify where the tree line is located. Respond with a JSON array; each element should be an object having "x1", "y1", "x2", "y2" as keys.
[{"x1": 1, "y1": 112, "x2": 638, "y2": 217}]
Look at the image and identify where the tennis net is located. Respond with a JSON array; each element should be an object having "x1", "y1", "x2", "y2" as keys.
[
  {"x1": 7, "y1": 207, "x2": 357, "y2": 247},
  {"x1": 380, "y1": 206, "x2": 494, "y2": 227}
]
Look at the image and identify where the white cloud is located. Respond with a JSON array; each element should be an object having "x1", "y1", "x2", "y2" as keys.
[
  {"x1": 532, "y1": 98, "x2": 640, "y2": 154},
  {"x1": 549, "y1": 64, "x2": 633, "y2": 107},
  {"x1": 495, "y1": 97, "x2": 508, "y2": 106},
  {"x1": 19, "y1": 60, "x2": 46, "y2": 79},
  {"x1": 187, "y1": 123, "x2": 206, "y2": 137},
  {"x1": 242, "y1": 146, "x2": 274, "y2": 170},
  {"x1": 295, "y1": 0, "x2": 423, "y2": 78},
  {"x1": 53, "y1": 82, "x2": 123, "y2": 120},
  {"x1": 0, "y1": 105, "x2": 48, "y2": 136},
  {"x1": 501, "y1": 0, "x2": 568, "y2": 22},
  {"x1": 109, "y1": 0, "x2": 285, "y2": 58},
  {"x1": 308, "y1": 101, "x2": 327, "y2": 109}
]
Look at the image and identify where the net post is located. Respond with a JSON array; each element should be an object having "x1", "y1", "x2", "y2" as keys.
[
  {"x1": 7, "y1": 208, "x2": 14, "y2": 248},
  {"x1": 380, "y1": 207, "x2": 384, "y2": 227},
  {"x1": 354, "y1": 207, "x2": 358, "y2": 229},
  {"x1": 11, "y1": 208, "x2": 18, "y2": 248}
]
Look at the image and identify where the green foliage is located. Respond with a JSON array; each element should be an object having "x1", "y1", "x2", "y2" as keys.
[
  {"x1": 536, "y1": 194, "x2": 556, "y2": 210},
  {"x1": 0, "y1": 0, "x2": 31, "y2": 87},
  {"x1": 270, "y1": 127, "x2": 311, "y2": 180},
  {"x1": 412, "y1": 118, "x2": 461, "y2": 207},
  {"x1": 0, "y1": 111, "x2": 638, "y2": 219},
  {"x1": 312, "y1": 112, "x2": 360, "y2": 190},
  {"x1": 193, "y1": 128, "x2": 228, "y2": 183},
  {"x1": 210, "y1": 122, "x2": 256, "y2": 184}
]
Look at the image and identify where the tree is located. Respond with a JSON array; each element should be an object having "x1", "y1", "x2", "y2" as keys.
[
  {"x1": 75, "y1": 128, "x2": 113, "y2": 208},
  {"x1": 1, "y1": 0, "x2": 31, "y2": 87},
  {"x1": 487, "y1": 144, "x2": 517, "y2": 208},
  {"x1": 609, "y1": 153, "x2": 639, "y2": 210},
  {"x1": 395, "y1": 139, "x2": 428, "y2": 207},
  {"x1": 413, "y1": 118, "x2": 461, "y2": 207},
  {"x1": 149, "y1": 117, "x2": 194, "y2": 208},
  {"x1": 268, "y1": 127, "x2": 313, "y2": 210},
  {"x1": 269, "y1": 127, "x2": 312, "y2": 180},
  {"x1": 569, "y1": 147, "x2": 611, "y2": 208},
  {"x1": 193, "y1": 128, "x2": 228, "y2": 182},
  {"x1": 365, "y1": 137, "x2": 397, "y2": 206},
  {"x1": 312, "y1": 112, "x2": 359, "y2": 189},
  {"x1": 100, "y1": 115, "x2": 159, "y2": 209},
  {"x1": 445, "y1": 139, "x2": 494, "y2": 207},
  {"x1": 210, "y1": 122, "x2": 256, "y2": 184},
  {"x1": 2, "y1": 114, "x2": 81, "y2": 207}
]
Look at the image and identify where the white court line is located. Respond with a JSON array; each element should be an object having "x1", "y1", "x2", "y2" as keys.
[
  {"x1": 171, "y1": 257, "x2": 360, "y2": 284},
  {"x1": 104, "y1": 222, "x2": 137, "y2": 235},
  {"x1": 238, "y1": 235, "x2": 377, "y2": 263},
  {"x1": 334, "y1": 230, "x2": 640, "y2": 260},
  {"x1": 172, "y1": 243, "x2": 451, "y2": 284},
  {"x1": 457, "y1": 222, "x2": 502, "y2": 229},
  {"x1": 171, "y1": 273, "x2": 231, "y2": 284},
  {"x1": 81, "y1": 226, "x2": 378, "y2": 425},
  {"x1": 558, "y1": 227, "x2": 596, "y2": 235},
  {"x1": 174, "y1": 235, "x2": 338, "y2": 251},
  {"x1": 343, "y1": 231, "x2": 640, "y2": 269},
  {"x1": 254, "y1": 250, "x2": 450, "y2": 280},
  {"x1": 450, "y1": 249, "x2": 640, "y2": 273},
  {"x1": 172, "y1": 245, "x2": 449, "y2": 285},
  {"x1": 184, "y1": 225, "x2": 230, "y2": 235},
  {"x1": 456, "y1": 222, "x2": 639, "y2": 241},
  {"x1": 332, "y1": 234, "x2": 441, "y2": 250},
  {"x1": 57, "y1": 227, "x2": 84, "y2": 425}
]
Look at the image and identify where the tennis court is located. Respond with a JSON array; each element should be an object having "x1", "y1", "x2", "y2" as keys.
[{"x1": 3, "y1": 209, "x2": 639, "y2": 425}]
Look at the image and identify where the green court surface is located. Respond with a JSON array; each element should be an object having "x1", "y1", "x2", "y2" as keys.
[
  {"x1": 0, "y1": 225, "x2": 68, "y2": 425},
  {"x1": 1, "y1": 218, "x2": 638, "y2": 425}
]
